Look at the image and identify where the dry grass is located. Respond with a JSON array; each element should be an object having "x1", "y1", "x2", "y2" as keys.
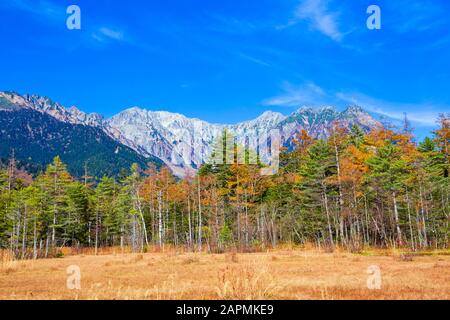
[
  {"x1": 0, "y1": 248, "x2": 449, "y2": 300},
  {"x1": 216, "y1": 264, "x2": 279, "y2": 299}
]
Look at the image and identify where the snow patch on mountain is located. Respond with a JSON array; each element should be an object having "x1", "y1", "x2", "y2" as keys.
[{"x1": 1, "y1": 91, "x2": 382, "y2": 177}]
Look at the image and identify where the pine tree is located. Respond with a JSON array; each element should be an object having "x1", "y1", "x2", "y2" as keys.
[
  {"x1": 366, "y1": 141, "x2": 410, "y2": 245},
  {"x1": 42, "y1": 156, "x2": 72, "y2": 248}
]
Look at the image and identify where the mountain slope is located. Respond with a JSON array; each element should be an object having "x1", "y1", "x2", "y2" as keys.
[
  {"x1": 277, "y1": 105, "x2": 382, "y2": 149},
  {"x1": 108, "y1": 105, "x2": 381, "y2": 175},
  {"x1": 0, "y1": 91, "x2": 382, "y2": 177},
  {"x1": 0, "y1": 94, "x2": 162, "y2": 178}
]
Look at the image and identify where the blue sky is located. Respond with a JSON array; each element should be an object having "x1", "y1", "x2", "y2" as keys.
[{"x1": 1, "y1": 0, "x2": 449, "y2": 138}]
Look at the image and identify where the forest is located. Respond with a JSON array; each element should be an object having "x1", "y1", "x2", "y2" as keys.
[{"x1": 0, "y1": 115, "x2": 448, "y2": 259}]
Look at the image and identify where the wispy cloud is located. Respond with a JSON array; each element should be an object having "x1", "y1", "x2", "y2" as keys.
[
  {"x1": 3, "y1": 1, "x2": 130, "y2": 46},
  {"x1": 263, "y1": 82, "x2": 444, "y2": 126},
  {"x1": 206, "y1": 13, "x2": 258, "y2": 35},
  {"x1": 280, "y1": 0, "x2": 343, "y2": 42},
  {"x1": 3, "y1": 0, "x2": 65, "y2": 21},
  {"x1": 91, "y1": 27, "x2": 127, "y2": 43},
  {"x1": 237, "y1": 52, "x2": 271, "y2": 67},
  {"x1": 387, "y1": 1, "x2": 445, "y2": 34},
  {"x1": 263, "y1": 81, "x2": 328, "y2": 107}
]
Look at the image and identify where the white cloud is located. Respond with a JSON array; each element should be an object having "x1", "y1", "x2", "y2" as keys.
[
  {"x1": 92, "y1": 27, "x2": 126, "y2": 43},
  {"x1": 285, "y1": 0, "x2": 343, "y2": 41},
  {"x1": 263, "y1": 82, "x2": 328, "y2": 107},
  {"x1": 99, "y1": 27, "x2": 124, "y2": 41}
]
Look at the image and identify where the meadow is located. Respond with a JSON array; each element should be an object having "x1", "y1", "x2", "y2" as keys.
[{"x1": 1, "y1": 246, "x2": 449, "y2": 300}]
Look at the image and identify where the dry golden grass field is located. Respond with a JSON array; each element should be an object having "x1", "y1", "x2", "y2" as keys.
[{"x1": 1, "y1": 247, "x2": 449, "y2": 300}]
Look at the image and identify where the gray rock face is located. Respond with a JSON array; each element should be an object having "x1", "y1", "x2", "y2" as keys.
[{"x1": 0, "y1": 91, "x2": 382, "y2": 177}]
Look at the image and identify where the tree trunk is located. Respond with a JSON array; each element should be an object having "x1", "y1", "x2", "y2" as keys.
[
  {"x1": 158, "y1": 190, "x2": 163, "y2": 248},
  {"x1": 333, "y1": 135, "x2": 345, "y2": 245},
  {"x1": 120, "y1": 222, "x2": 124, "y2": 251},
  {"x1": 406, "y1": 193, "x2": 415, "y2": 250},
  {"x1": 244, "y1": 191, "x2": 249, "y2": 248},
  {"x1": 322, "y1": 188, "x2": 334, "y2": 247},
  {"x1": 95, "y1": 208, "x2": 99, "y2": 255},
  {"x1": 197, "y1": 176, "x2": 203, "y2": 252},
  {"x1": 419, "y1": 185, "x2": 428, "y2": 248},
  {"x1": 33, "y1": 215, "x2": 37, "y2": 260},
  {"x1": 52, "y1": 173, "x2": 57, "y2": 248},
  {"x1": 22, "y1": 204, "x2": 27, "y2": 259},
  {"x1": 187, "y1": 197, "x2": 193, "y2": 249},
  {"x1": 392, "y1": 192, "x2": 403, "y2": 245},
  {"x1": 135, "y1": 194, "x2": 149, "y2": 247}
]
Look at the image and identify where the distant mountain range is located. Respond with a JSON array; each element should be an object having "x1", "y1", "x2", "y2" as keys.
[{"x1": 0, "y1": 91, "x2": 382, "y2": 177}]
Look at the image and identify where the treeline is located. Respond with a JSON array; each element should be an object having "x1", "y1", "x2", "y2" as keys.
[{"x1": 0, "y1": 115, "x2": 448, "y2": 258}]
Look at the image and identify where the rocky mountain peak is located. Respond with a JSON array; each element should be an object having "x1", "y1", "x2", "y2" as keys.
[{"x1": 1, "y1": 91, "x2": 383, "y2": 177}]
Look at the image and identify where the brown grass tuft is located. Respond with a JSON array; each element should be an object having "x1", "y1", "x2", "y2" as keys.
[
  {"x1": 182, "y1": 256, "x2": 200, "y2": 265},
  {"x1": 225, "y1": 252, "x2": 239, "y2": 263},
  {"x1": 394, "y1": 253, "x2": 414, "y2": 262},
  {"x1": 133, "y1": 254, "x2": 144, "y2": 263},
  {"x1": 215, "y1": 264, "x2": 279, "y2": 300}
]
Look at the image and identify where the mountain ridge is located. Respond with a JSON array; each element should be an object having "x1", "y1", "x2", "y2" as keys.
[
  {"x1": 0, "y1": 92, "x2": 163, "y2": 178},
  {"x1": 0, "y1": 91, "x2": 382, "y2": 177}
]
